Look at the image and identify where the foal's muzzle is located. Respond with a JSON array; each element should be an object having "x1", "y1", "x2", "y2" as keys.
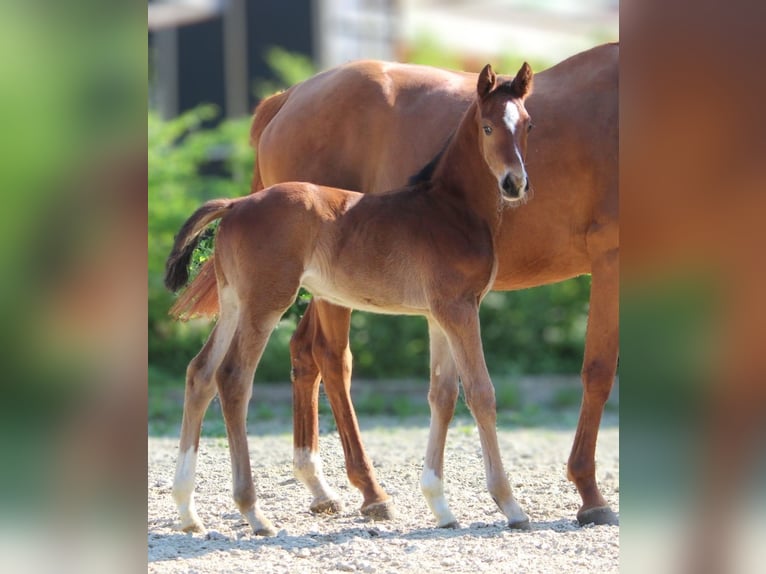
[{"x1": 501, "y1": 172, "x2": 529, "y2": 200}]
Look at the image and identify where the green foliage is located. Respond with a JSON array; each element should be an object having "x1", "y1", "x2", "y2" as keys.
[
  {"x1": 253, "y1": 46, "x2": 316, "y2": 99},
  {"x1": 148, "y1": 105, "x2": 255, "y2": 376}
]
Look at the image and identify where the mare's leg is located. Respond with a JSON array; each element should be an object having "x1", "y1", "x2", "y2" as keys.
[
  {"x1": 172, "y1": 292, "x2": 238, "y2": 532},
  {"x1": 567, "y1": 246, "x2": 619, "y2": 525},
  {"x1": 311, "y1": 300, "x2": 393, "y2": 518},
  {"x1": 289, "y1": 302, "x2": 343, "y2": 514},
  {"x1": 215, "y1": 285, "x2": 293, "y2": 536},
  {"x1": 434, "y1": 302, "x2": 529, "y2": 529},
  {"x1": 420, "y1": 322, "x2": 460, "y2": 527}
]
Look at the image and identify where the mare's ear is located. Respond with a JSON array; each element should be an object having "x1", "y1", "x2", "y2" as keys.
[
  {"x1": 511, "y1": 62, "x2": 533, "y2": 98},
  {"x1": 477, "y1": 64, "x2": 497, "y2": 99}
]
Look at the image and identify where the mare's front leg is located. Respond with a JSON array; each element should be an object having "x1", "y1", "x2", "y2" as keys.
[
  {"x1": 310, "y1": 300, "x2": 394, "y2": 519},
  {"x1": 420, "y1": 322, "x2": 460, "y2": 527},
  {"x1": 567, "y1": 245, "x2": 619, "y2": 525},
  {"x1": 433, "y1": 302, "x2": 529, "y2": 529}
]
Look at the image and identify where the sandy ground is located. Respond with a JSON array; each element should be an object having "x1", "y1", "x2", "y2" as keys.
[{"x1": 148, "y1": 415, "x2": 618, "y2": 573}]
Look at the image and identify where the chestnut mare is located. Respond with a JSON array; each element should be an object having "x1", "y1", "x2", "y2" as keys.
[
  {"x1": 166, "y1": 64, "x2": 534, "y2": 535},
  {"x1": 173, "y1": 43, "x2": 618, "y2": 526}
]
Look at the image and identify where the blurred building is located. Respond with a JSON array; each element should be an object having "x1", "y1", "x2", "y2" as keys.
[{"x1": 148, "y1": 0, "x2": 616, "y2": 119}]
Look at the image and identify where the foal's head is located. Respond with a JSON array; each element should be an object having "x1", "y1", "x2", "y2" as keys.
[{"x1": 476, "y1": 62, "x2": 534, "y2": 204}]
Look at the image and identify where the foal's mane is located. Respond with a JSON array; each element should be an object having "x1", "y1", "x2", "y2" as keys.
[{"x1": 407, "y1": 133, "x2": 453, "y2": 186}]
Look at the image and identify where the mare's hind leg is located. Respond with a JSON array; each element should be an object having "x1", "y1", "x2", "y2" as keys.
[
  {"x1": 311, "y1": 300, "x2": 393, "y2": 518},
  {"x1": 420, "y1": 322, "x2": 460, "y2": 527},
  {"x1": 172, "y1": 296, "x2": 239, "y2": 532},
  {"x1": 290, "y1": 302, "x2": 343, "y2": 515},
  {"x1": 567, "y1": 246, "x2": 619, "y2": 525},
  {"x1": 433, "y1": 302, "x2": 529, "y2": 529}
]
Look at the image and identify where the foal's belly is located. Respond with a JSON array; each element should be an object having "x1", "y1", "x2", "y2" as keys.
[{"x1": 299, "y1": 266, "x2": 428, "y2": 316}]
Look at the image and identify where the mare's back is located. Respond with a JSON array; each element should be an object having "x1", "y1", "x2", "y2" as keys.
[{"x1": 257, "y1": 61, "x2": 474, "y2": 194}]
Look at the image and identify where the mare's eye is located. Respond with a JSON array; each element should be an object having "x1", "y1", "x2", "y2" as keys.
[
  {"x1": 483, "y1": 125, "x2": 493, "y2": 135},
  {"x1": 527, "y1": 122, "x2": 534, "y2": 133}
]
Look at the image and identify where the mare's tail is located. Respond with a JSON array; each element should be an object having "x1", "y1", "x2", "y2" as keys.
[
  {"x1": 164, "y1": 199, "x2": 233, "y2": 295},
  {"x1": 169, "y1": 89, "x2": 293, "y2": 320}
]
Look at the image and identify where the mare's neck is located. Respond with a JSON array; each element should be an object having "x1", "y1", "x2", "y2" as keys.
[{"x1": 429, "y1": 102, "x2": 503, "y2": 230}]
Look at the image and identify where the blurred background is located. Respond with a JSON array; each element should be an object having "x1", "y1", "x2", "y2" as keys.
[{"x1": 147, "y1": 0, "x2": 619, "y2": 433}]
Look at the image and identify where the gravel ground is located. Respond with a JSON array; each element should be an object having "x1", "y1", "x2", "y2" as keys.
[{"x1": 148, "y1": 415, "x2": 619, "y2": 573}]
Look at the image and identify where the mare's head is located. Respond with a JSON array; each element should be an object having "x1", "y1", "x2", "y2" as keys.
[{"x1": 475, "y1": 62, "x2": 534, "y2": 204}]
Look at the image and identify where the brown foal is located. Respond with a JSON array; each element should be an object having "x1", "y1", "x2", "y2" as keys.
[{"x1": 166, "y1": 63, "x2": 534, "y2": 534}]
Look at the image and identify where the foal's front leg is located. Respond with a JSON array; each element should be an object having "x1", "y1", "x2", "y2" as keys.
[
  {"x1": 434, "y1": 303, "x2": 529, "y2": 529},
  {"x1": 421, "y1": 322, "x2": 461, "y2": 527}
]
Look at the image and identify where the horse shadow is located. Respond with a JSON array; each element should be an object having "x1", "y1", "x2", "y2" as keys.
[{"x1": 148, "y1": 515, "x2": 616, "y2": 563}]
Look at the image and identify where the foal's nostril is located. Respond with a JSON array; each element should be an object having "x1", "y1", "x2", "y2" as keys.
[{"x1": 501, "y1": 173, "x2": 517, "y2": 196}]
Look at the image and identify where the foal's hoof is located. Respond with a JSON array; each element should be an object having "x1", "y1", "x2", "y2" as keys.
[
  {"x1": 507, "y1": 518, "x2": 531, "y2": 531},
  {"x1": 438, "y1": 520, "x2": 460, "y2": 529},
  {"x1": 577, "y1": 506, "x2": 619, "y2": 526},
  {"x1": 178, "y1": 519, "x2": 206, "y2": 534},
  {"x1": 310, "y1": 497, "x2": 344, "y2": 515},
  {"x1": 253, "y1": 524, "x2": 277, "y2": 537},
  {"x1": 361, "y1": 500, "x2": 397, "y2": 520}
]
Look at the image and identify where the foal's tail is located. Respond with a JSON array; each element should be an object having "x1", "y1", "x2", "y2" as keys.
[
  {"x1": 164, "y1": 199, "x2": 234, "y2": 294},
  {"x1": 168, "y1": 89, "x2": 293, "y2": 320}
]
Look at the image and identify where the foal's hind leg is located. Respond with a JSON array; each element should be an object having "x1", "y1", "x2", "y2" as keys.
[
  {"x1": 567, "y1": 247, "x2": 619, "y2": 526},
  {"x1": 433, "y1": 303, "x2": 529, "y2": 529},
  {"x1": 215, "y1": 296, "x2": 290, "y2": 537},
  {"x1": 172, "y1": 300, "x2": 238, "y2": 532},
  {"x1": 420, "y1": 322, "x2": 460, "y2": 527}
]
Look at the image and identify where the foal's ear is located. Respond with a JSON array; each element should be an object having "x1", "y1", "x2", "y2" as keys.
[
  {"x1": 477, "y1": 64, "x2": 497, "y2": 99},
  {"x1": 511, "y1": 62, "x2": 533, "y2": 98}
]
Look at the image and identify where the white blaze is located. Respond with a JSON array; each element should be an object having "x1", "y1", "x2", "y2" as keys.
[{"x1": 502, "y1": 101, "x2": 527, "y2": 184}]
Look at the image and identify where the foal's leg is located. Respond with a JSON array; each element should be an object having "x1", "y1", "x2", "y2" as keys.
[
  {"x1": 567, "y1": 247, "x2": 619, "y2": 525},
  {"x1": 172, "y1": 296, "x2": 238, "y2": 532},
  {"x1": 289, "y1": 302, "x2": 343, "y2": 514},
  {"x1": 435, "y1": 303, "x2": 529, "y2": 529},
  {"x1": 311, "y1": 300, "x2": 393, "y2": 518},
  {"x1": 216, "y1": 296, "x2": 290, "y2": 536},
  {"x1": 420, "y1": 322, "x2": 460, "y2": 527}
]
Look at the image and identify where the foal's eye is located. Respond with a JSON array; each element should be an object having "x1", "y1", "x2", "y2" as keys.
[
  {"x1": 527, "y1": 122, "x2": 534, "y2": 133},
  {"x1": 483, "y1": 125, "x2": 493, "y2": 135}
]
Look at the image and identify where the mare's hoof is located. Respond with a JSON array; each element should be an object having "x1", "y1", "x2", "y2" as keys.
[
  {"x1": 311, "y1": 497, "x2": 344, "y2": 515},
  {"x1": 577, "y1": 506, "x2": 619, "y2": 526},
  {"x1": 508, "y1": 518, "x2": 531, "y2": 531},
  {"x1": 361, "y1": 500, "x2": 397, "y2": 520}
]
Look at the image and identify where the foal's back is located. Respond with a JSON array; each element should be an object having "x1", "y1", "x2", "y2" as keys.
[{"x1": 219, "y1": 180, "x2": 496, "y2": 316}]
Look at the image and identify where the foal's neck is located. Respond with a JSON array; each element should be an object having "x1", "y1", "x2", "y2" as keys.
[{"x1": 429, "y1": 102, "x2": 503, "y2": 230}]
